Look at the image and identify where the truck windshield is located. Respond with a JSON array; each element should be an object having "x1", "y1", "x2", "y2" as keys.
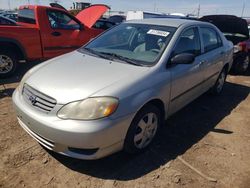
[
  {"x1": 80, "y1": 23, "x2": 176, "y2": 66},
  {"x1": 18, "y1": 9, "x2": 36, "y2": 24}
]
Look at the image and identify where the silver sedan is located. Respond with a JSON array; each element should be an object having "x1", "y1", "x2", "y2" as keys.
[{"x1": 13, "y1": 18, "x2": 233, "y2": 160}]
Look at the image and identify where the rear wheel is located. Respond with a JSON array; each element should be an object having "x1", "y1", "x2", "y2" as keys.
[
  {"x1": 124, "y1": 104, "x2": 162, "y2": 154},
  {"x1": 0, "y1": 50, "x2": 18, "y2": 78},
  {"x1": 211, "y1": 68, "x2": 227, "y2": 95}
]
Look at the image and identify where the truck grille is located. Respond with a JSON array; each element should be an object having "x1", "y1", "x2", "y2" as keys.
[{"x1": 22, "y1": 84, "x2": 57, "y2": 112}]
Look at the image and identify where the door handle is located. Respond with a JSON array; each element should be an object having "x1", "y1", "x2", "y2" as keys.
[
  {"x1": 51, "y1": 31, "x2": 61, "y2": 37},
  {"x1": 220, "y1": 51, "x2": 225, "y2": 55},
  {"x1": 198, "y1": 60, "x2": 206, "y2": 66}
]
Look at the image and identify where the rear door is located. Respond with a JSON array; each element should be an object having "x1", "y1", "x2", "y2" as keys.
[
  {"x1": 40, "y1": 9, "x2": 90, "y2": 58},
  {"x1": 199, "y1": 27, "x2": 225, "y2": 89},
  {"x1": 168, "y1": 27, "x2": 205, "y2": 115}
]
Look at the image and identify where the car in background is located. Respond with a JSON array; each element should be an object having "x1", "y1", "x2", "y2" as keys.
[
  {"x1": 92, "y1": 19, "x2": 116, "y2": 30},
  {"x1": 107, "y1": 15, "x2": 125, "y2": 24},
  {"x1": 200, "y1": 15, "x2": 250, "y2": 74},
  {"x1": 126, "y1": 11, "x2": 166, "y2": 20},
  {"x1": 13, "y1": 18, "x2": 233, "y2": 160},
  {"x1": 0, "y1": 4, "x2": 109, "y2": 78},
  {"x1": 0, "y1": 15, "x2": 17, "y2": 25}
]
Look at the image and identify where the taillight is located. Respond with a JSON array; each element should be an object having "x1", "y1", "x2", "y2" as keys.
[
  {"x1": 234, "y1": 42, "x2": 247, "y2": 53},
  {"x1": 238, "y1": 42, "x2": 247, "y2": 52}
]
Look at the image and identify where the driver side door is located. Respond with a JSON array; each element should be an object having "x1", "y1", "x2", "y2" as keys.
[
  {"x1": 168, "y1": 27, "x2": 205, "y2": 115},
  {"x1": 40, "y1": 9, "x2": 85, "y2": 58}
]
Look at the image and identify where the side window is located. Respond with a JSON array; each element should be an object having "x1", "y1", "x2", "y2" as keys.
[
  {"x1": 47, "y1": 10, "x2": 80, "y2": 30},
  {"x1": 18, "y1": 9, "x2": 36, "y2": 24},
  {"x1": 217, "y1": 33, "x2": 223, "y2": 47},
  {"x1": 93, "y1": 21, "x2": 104, "y2": 29},
  {"x1": 105, "y1": 22, "x2": 115, "y2": 29},
  {"x1": 173, "y1": 27, "x2": 201, "y2": 56},
  {"x1": 201, "y1": 27, "x2": 221, "y2": 53}
]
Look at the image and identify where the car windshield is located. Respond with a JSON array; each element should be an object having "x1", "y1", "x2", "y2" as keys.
[{"x1": 79, "y1": 23, "x2": 176, "y2": 66}]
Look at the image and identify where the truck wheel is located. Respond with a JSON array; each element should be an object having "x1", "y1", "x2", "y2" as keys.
[
  {"x1": 124, "y1": 104, "x2": 162, "y2": 154},
  {"x1": 211, "y1": 68, "x2": 227, "y2": 95},
  {"x1": 233, "y1": 56, "x2": 249, "y2": 74},
  {"x1": 0, "y1": 50, "x2": 18, "y2": 78}
]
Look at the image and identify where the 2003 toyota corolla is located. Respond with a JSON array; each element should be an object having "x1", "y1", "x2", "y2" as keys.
[{"x1": 13, "y1": 18, "x2": 233, "y2": 160}]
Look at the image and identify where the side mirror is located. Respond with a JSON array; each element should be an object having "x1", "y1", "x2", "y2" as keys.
[{"x1": 170, "y1": 53, "x2": 195, "y2": 65}]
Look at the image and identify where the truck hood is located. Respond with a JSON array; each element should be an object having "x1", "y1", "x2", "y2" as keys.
[
  {"x1": 26, "y1": 51, "x2": 149, "y2": 104},
  {"x1": 200, "y1": 15, "x2": 249, "y2": 38},
  {"x1": 76, "y1": 4, "x2": 110, "y2": 28}
]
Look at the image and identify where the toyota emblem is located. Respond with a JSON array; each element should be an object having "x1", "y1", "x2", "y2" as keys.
[{"x1": 28, "y1": 95, "x2": 37, "y2": 105}]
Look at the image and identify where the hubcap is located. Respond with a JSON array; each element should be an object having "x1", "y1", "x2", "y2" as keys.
[
  {"x1": 0, "y1": 55, "x2": 13, "y2": 74},
  {"x1": 134, "y1": 112, "x2": 158, "y2": 149},
  {"x1": 217, "y1": 71, "x2": 226, "y2": 93}
]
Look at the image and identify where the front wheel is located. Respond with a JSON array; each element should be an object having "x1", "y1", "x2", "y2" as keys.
[
  {"x1": 0, "y1": 50, "x2": 18, "y2": 78},
  {"x1": 211, "y1": 68, "x2": 227, "y2": 95},
  {"x1": 124, "y1": 104, "x2": 162, "y2": 154}
]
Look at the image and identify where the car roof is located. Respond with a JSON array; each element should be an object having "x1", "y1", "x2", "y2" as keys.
[{"x1": 126, "y1": 18, "x2": 203, "y2": 28}]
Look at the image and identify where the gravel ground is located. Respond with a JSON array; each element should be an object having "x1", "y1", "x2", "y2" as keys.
[{"x1": 0, "y1": 62, "x2": 250, "y2": 188}]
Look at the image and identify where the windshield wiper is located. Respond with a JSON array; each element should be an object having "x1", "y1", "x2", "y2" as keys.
[
  {"x1": 98, "y1": 52, "x2": 142, "y2": 66},
  {"x1": 81, "y1": 48, "x2": 113, "y2": 60}
]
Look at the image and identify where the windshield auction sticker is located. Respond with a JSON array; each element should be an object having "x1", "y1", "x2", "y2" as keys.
[{"x1": 147, "y1": 29, "x2": 170, "y2": 37}]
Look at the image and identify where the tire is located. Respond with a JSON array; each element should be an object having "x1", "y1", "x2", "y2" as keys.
[
  {"x1": 232, "y1": 55, "x2": 249, "y2": 74},
  {"x1": 0, "y1": 50, "x2": 18, "y2": 78},
  {"x1": 211, "y1": 67, "x2": 227, "y2": 95},
  {"x1": 124, "y1": 104, "x2": 162, "y2": 154}
]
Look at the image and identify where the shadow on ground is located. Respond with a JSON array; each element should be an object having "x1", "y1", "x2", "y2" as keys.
[
  {"x1": 0, "y1": 88, "x2": 16, "y2": 99},
  {"x1": 0, "y1": 61, "x2": 41, "y2": 99},
  {"x1": 49, "y1": 81, "x2": 250, "y2": 180},
  {"x1": 0, "y1": 61, "x2": 41, "y2": 85}
]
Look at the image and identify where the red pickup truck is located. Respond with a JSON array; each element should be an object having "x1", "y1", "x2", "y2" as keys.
[{"x1": 0, "y1": 4, "x2": 109, "y2": 77}]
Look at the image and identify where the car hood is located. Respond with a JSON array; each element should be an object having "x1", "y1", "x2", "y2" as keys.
[
  {"x1": 76, "y1": 4, "x2": 110, "y2": 28},
  {"x1": 26, "y1": 51, "x2": 149, "y2": 104},
  {"x1": 200, "y1": 15, "x2": 249, "y2": 38}
]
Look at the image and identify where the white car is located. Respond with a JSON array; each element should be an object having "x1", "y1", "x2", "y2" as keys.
[{"x1": 13, "y1": 18, "x2": 233, "y2": 160}]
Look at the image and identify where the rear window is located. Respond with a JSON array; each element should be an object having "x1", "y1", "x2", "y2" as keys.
[{"x1": 18, "y1": 9, "x2": 36, "y2": 24}]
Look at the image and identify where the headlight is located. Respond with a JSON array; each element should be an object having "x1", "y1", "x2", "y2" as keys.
[{"x1": 57, "y1": 97, "x2": 119, "y2": 120}]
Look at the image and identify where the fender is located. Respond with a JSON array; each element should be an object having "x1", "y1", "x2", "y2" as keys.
[{"x1": 0, "y1": 37, "x2": 27, "y2": 60}]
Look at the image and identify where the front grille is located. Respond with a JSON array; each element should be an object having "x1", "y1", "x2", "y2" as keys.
[{"x1": 22, "y1": 84, "x2": 57, "y2": 113}]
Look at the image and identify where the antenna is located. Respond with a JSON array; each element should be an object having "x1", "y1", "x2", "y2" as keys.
[
  {"x1": 241, "y1": 1, "x2": 245, "y2": 17},
  {"x1": 8, "y1": 0, "x2": 11, "y2": 10},
  {"x1": 197, "y1": 3, "x2": 200, "y2": 17}
]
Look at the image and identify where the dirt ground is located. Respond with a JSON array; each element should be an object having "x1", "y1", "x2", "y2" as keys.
[{"x1": 0, "y1": 62, "x2": 250, "y2": 188}]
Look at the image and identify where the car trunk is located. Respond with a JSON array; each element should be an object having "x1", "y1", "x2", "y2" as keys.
[{"x1": 200, "y1": 15, "x2": 249, "y2": 45}]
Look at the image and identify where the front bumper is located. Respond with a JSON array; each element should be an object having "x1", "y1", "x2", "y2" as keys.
[{"x1": 12, "y1": 88, "x2": 134, "y2": 160}]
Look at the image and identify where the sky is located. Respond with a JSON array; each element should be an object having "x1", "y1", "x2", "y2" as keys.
[{"x1": 0, "y1": 0, "x2": 250, "y2": 17}]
